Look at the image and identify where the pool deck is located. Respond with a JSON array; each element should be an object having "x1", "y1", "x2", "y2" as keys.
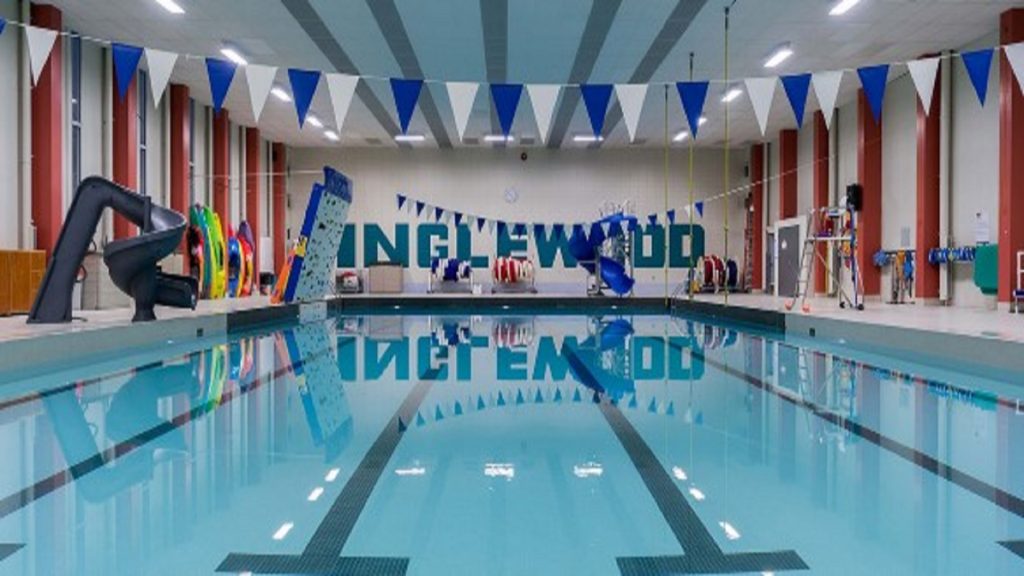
[{"x1": 1, "y1": 291, "x2": 1023, "y2": 381}]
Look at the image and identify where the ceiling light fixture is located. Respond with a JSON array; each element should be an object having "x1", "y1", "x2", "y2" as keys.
[
  {"x1": 271, "y1": 87, "x2": 291, "y2": 102},
  {"x1": 220, "y1": 46, "x2": 248, "y2": 66},
  {"x1": 721, "y1": 88, "x2": 743, "y2": 103},
  {"x1": 324, "y1": 130, "x2": 340, "y2": 142},
  {"x1": 153, "y1": 0, "x2": 185, "y2": 14},
  {"x1": 699, "y1": 116, "x2": 708, "y2": 126},
  {"x1": 395, "y1": 134, "x2": 426, "y2": 143},
  {"x1": 484, "y1": 134, "x2": 514, "y2": 143},
  {"x1": 573, "y1": 135, "x2": 604, "y2": 143},
  {"x1": 829, "y1": 0, "x2": 861, "y2": 16},
  {"x1": 307, "y1": 115, "x2": 323, "y2": 128},
  {"x1": 764, "y1": 44, "x2": 794, "y2": 68},
  {"x1": 673, "y1": 131, "x2": 689, "y2": 142}
]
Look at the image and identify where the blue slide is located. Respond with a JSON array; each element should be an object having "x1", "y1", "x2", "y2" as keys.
[{"x1": 567, "y1": 213, "x2": 637, "y2": 296}]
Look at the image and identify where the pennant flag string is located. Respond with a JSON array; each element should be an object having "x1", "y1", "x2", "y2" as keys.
[{"x1": 112, "y1": 43, "x2": 144, "y2": 101}]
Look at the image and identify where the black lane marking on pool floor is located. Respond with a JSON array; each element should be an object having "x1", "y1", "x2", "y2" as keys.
[
  {"x1": 216, "y1": 380, "x2": 432, "y2": 575},
  {"x1": 0, "y1": 543, "x2": 24, "y2": 563},
  {"x1": 563, "y1": 347, "x2": 808, "y2": 575},
  {"x1": 1000, "y1": 541, "x2": 1024, "y2": 560},
  {"x1": 0, "y1": 341, "x2": 338, "y2": 522}
]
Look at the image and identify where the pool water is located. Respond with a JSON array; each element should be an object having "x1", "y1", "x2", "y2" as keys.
[{"x1": 1, "y1": 311, "x2": 1023, "y2": 575}]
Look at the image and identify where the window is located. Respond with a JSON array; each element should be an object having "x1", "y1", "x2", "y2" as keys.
[
  {"x1": 138, "y1": 70, "x2": 148, "y2": 196},
  {"x1": 189, "y1": 97, "x2": 196, "y2": 204},
  {"x1": 70, "y1": 33, "x2": 82, "y2": 192}
]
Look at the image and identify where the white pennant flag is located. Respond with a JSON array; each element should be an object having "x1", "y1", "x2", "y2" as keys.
[
  {"x1": 487, "y1": 220, "x2": 496, "y2": 234},
  {"x1": 601, "y1": 222, "x2": 611, "y2": 237},
  {"x1": 812, "y1": 70, "x2": 844, "y2": 130},
  {"x1": 246, "y1": 65, "x2": 278, "y2": 123},
  {"x1": 1004, "y1": 43, "x2": 1024, "y2": 96},
  {"x1": 527, "y1": 85, "x2": 561, "y2": 143},
  {"x1": 144, "y1": 49, "x2": 178, "y2": 107},
  {"x1": 615, "y1": 84, "x2": 648, "y2": 142},
  {"x1": 25, "y1": 26, "x2": 58, "y2": 86},
  {"x1": 744, "y1": 77, "x2": 777, "y2": 137},
  {"x1": 907, "y1": 57, "x2": 941, "y2": 115},
  {"x1": 326, "y1": 73, "x2": 359, "y2": 134},
  {"x1": 446, "y1": 82, "x2": 478, "y2": 142}
]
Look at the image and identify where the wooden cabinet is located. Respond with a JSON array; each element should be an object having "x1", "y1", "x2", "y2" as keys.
[{"x1": 0, "y1": 250, "x2": 46, "y2": 316}]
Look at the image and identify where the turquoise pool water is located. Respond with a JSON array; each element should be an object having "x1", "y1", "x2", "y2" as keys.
[{"x1": 0, "y1": 311, "x2": 1023, "y2": 575}]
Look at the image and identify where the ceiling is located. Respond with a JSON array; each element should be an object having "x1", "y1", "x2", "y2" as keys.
[{"x1": 51, "y1": 0, "x2": 1021, "y2": 149}]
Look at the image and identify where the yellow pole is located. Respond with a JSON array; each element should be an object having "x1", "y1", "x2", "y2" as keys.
[
  {"x1": 687, "y1": 52, "x2": 695, "y2": 301},
  {"x1": 723, "y1": 5, "x2": 731, "y2": 305}
]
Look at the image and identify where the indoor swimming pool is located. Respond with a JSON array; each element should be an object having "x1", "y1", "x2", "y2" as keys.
[{"x1": 0, "y1": 310, "x2": 1023, "y2": 575}]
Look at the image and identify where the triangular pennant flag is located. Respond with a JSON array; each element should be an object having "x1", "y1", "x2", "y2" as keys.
[
  {"x1": 581, "y1": 84, "x2": 614, "y2": 136},
  {"x1": 513, "y1": 223, "x2": 527, "y2": 237},
  {"x1": 552, "y1": 223, "x2": 565, "y2": 238},
  {"x1": 112, "y1": 43, "x2": 144, "y2": 102},
  {"x1": 491, "y1": 83, "x2": 523, "y2": 137},
  {"x1": 434, "y1": 206, "x2": 444, "y2": 222},
  {"x1": 454, "y1": 401, "x2": 463, "y2": 416},
  {"x1": 435, "y1": 405, "x2": 444, "y2": 421},
  {"x1": 857, "y1": 64, "x2": 889, "y2": 125},
  {"x1": 533, "y1": 223, "x2": 545, "y2": 238},
  {"x1": 527, "y1": 85, "x2": 561, "y2": 143},
  {"x1": 446, "y1": 82, "x2": 478, "y2": 141},
  {"x1": 907, "y1": 57, "x2": 940, "y2": 115},
  {"x1": 288, "y1": 68, "x2": 321, "y2": 128},
  {"x1": 415, "y1": 201, "x2": 426, "y2": 217},
  {"x1": 535, "y1": 389, "x2": 544, "y2": 403},
  {"x1": 477, "y1": 395, "x2": 486, "y2": 410},
  {"x1": 25, "y1": 26, "x2": 58, "y2": 86},
  {"x1": 676, "y1": 82, "x2": 710, "y2": 138},
  {"x1": 516, "y1": 389, "x2": 525, "y2": 405},
  {"x1": 667, "y1": 209, "x2": 676, "y2": 225},
  {"x1": 390, "y1": 78, "x2": 423, "y2": 134},
  {"x1": 397, "y1": 194, "x2": 407, "y2": 210},
  {"x1": 780, "y1": 73, "x2": 812, "y2": 128},
  {"x1": 477, "y1": 217, "x2": 486, "y2": 232},
  {"x1": 497, "y1": 391, "x2": 506, "y2": 406},
  {"x1": 812, "y1": 70, "x2": 843, "y2": 130},
  {"x1": 326, "y1": 73, "x2": 359, "y2": 133},
  {"x1": 553, "y1": 388, "x2": 563, "y2": 402},
  {"x1": 416, "y1": 411, "x2": 426, "y2": 426},
  {"x1": 744, "y1": 77, "x2": 777, "y2": 137},
  {"x1": 497, "y1": 221, "x2": 508, "y2": 236},
  {"x1": 1006, "y1": 43, "x2": 1024, "y2": 96},
  {"x1": 962, "y1": 49, "x2": 994, "y2": 106},
  {"x1": 245, "y1": 64, "x2": 278, "y2": 123},
  {"x1": 648, "y1": 214, "x2": 658, "y2": 227},
  {"x1": 0, "y1": 18, "x2": 5, "y2": 36},
  {"x1": 684, "y1": 205, "x2": 692, "y2": 218},
  {"x1": 601, "y1": 222, "x2": 611, "y2": 237},
  {"x1": 695, "y1": 202, "x2": 704, "y2": 218},
  {"x1": 454, "y1": 212, "x2": 463, "y2": 227},
  {"x1": 144, "y1": 48, "x2": 178, "y2": 107},
  {"x1": 615, "y1": 84, "x2": 648, "y2": 142},
  {"x1": 442, "y1": 211, "x2": 452, "y2": 225},
  {"x1": 205, "y1": 57, "x2": 237, "y2": 114},
  {"x1": 488, "y1": 220, "x2": 496, "y2": 234},
  {"x1": 573, "y1": 388, "x2": 582, "y2": 403}
]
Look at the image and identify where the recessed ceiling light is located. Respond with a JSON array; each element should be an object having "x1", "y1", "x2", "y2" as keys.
[
  {"x1": 764, "y1": 44, "x2": 794, "y2": 68},
  {"x1": 573, "y1": 135, "x2": 604, "y2": 143},
  {"x1": 829, "y1": 0, "x2": 861, "y2": 16},
  {"x1": 673, "y1": 131, "x2": 689, "y2": 142},
  {"x1": 324, "y1": 130, "x2": 339, "y2": 142},
  {"x1": 271, "y1": 86, "x2": 291, "y2": 102},
  {"x1": 721, "y1": 88, "x2": 743, "y2": 103},
  {"x1": 307, "y1": 115, "x2": 323, "y2": 128},
  {"x1": 395, "y1": 134, "x2": 426, "y2": 143},
  {"x1": 220, "y1": 47, "x2": 248, "y2": 66},
  {"x1": 153, "y1": 0, "x2": 185, "y2": 14},
  {"x1": 484, "y1": 134, "x2": 514, "y2": 143},
  {"x1": 699, "y1": 116, "x2": 707, "y2": 126}
]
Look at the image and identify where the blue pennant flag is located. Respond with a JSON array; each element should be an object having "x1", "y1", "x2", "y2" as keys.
[
  {"x1": 581, "y1": 84, "x2": 614, "y2": 136},
  {"x1": 962, "y1": 49, "x2": 994, "y2": 106},
  {"x1": 454, "y1": 212, "x2": 463, "y2": 227},
  {"x1": 667, "y1": 209, "x2": 676, "y2": 225},
  {"x1": 781, "y1": 73, "x2": 812, "y2": 127},
  {"x1": 415, "y1": 201, "x2": 426, "y2": 217},
  {"x1": 513, "y1": 223, "x2": 527, "y2": 237},
  {"x1": 695, "y1": 202, "x2": 704, "y2": 218},
  {"x1": 206, "y1": 58, "x2": 237, "y2": 114},
  {"x1": 397, "y1": 194, "x2": 407, "y2": 210},
  {"x1": 490, "y1": 83, "x2": 523, "y2": 137},
  {"x1": 589, "y1": 223, "x2": 606, "y2": 245},
  {"x1": 676, "y1": 81, "x2": 710, "y2": 138},
  {"x1": 648, "y1": 214, "x2": 658, "y2": 227},
  {"x1": 0, "y1": 18, "x2": 6, "y2": 36},
  {"x1": 533, "y1": 223, "x2": 546, "y2": 238},
  {"x1": 390, "y1": 78, "x2": 423, "y2": 134},
  {"x1": 552, "y1": 223, "x2": 565, "y2": 238},
  {"x1": 112, "y1": 43, "x2": 144, "y2": 102},
  {"x1": 857, "y1": 64, "x2": 890, "y2": 125},
  {"x1": 288, "y1": 68, "x2": 321, "y2": 128},
  {"x1": 434, "y1": 206, "x2": 444, "y2": 222},
  {"x1": 497, "y1": 221, "x2": 508, "y2": 236},
  {"x1": 477, "y1": 217, "x2": 486, "y2": 232}
]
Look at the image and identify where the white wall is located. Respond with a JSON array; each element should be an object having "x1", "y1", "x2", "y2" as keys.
[
  {"x1": 288, "y1": 147, "x2": 748, "y2": 294},
  {"x1": 0, "y1": 0, "x2": 20, "y2": 249}
]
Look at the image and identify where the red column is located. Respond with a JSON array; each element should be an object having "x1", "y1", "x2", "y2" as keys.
[
  {"x1": 1000, "y1": 9, "x2": 1024, "y2": 303},
  {"x1": 212, "y1": 110, "x2": 230, "y2": 237},
  {"x1": 917, "y1": 63, "x2": 941, "y2": 301},
  {"x1": 272, "y1": 143, "x2": 287, "y2": 273},
  {"x1": 245, "y1": 128, "x2": 262, "y2": 272},
  {"x1": 30, "y1": 5, "x2": 63, "y2": 257},
  {"x1": 857, "y1": 89, "x2": 883, "y2": 297},
  {"x1": 813, "y1": 112, "x2": 830, "y2": 294},
  {"x1": 750, "y1": 144, "x2": 765, "y2": 291},
  {"x1": 112, "y1": 69, "x2": 138, "y2": 239},
  {"x1": 170, "y1": 84, "x2": 190, "y2": 273},
  {"x1": 779, "y1": 129, "x2": 798, "y2": 220}
]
